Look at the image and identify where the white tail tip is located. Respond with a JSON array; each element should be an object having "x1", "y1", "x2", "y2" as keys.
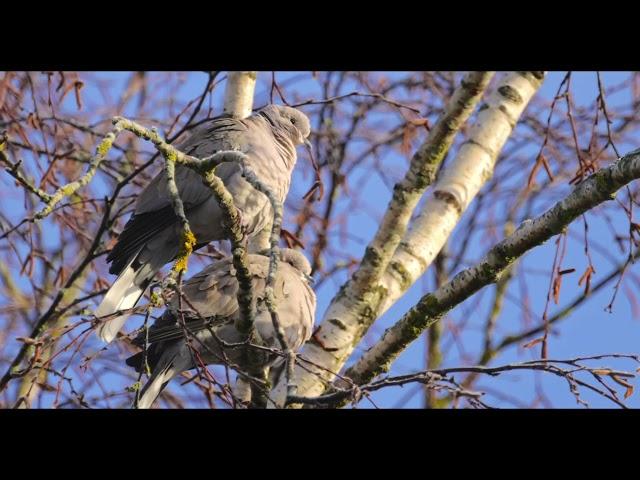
[{"x1": 95, "y1": 264, "x2": 143, "y2": 344}]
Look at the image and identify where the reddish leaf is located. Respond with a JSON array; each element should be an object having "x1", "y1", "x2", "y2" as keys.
[
  {"x1": 281, "y1": 229, "x2": 305, "y2": 249},
  {"x1": 74, "y1": 81, "x2": 84, "y2": 110},
  {"x1": 58, "y1": 79, "x2": 76, "y2": 103},
  {"x1": 522, "y1": 337, "x2": 544, "y2": 349},
  {"x1": 408, "y1": 117, "x2": 431, "y2": 131},
  {"x1": 401, "y1": 125, "x2": 414, "y2": 155},
  {"x1": 27, "y1": 112, "x2": 40, "y2": 130},
  {"x1": 36, "y1": 382, "x2": 57, "y2": 392},
  {"x1": 552, "y1": 274, "x2": 562, "y2": 304},
  {"x1": 610, "y1": 374, "x2": 634, "y2": 390},
  {"x1": 578, "y1": 266, "x2": 594, "y2": 286},
  {"x1": 56, "y1": 71, "x2": 66, "y2": 92}
]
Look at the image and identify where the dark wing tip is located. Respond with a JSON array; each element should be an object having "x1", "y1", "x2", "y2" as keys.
[{"x1": 106, "y1": 206, "x2": 178, "y2": 275}]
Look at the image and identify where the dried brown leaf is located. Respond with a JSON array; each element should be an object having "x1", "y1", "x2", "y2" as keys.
[
  {"x1": 74, "y1": 81, "x2": 84, "y2": 110},
  {"x1": 522, "y1": 337, "x2": 544, "y2": 349},
  {"x1": 610, "y1": 374, "x2": 633, "y2": 389}
]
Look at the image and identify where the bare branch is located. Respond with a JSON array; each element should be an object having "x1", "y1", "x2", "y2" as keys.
[
  {"x1": 345, "y1": 146, "x2": 640, "y2": 386},
  {"x1": 291, "y1": 355, "x2": 639, "y2": 409},
  {"x1": 284, "y1": 71, "x2": 495, "y2": 403}
]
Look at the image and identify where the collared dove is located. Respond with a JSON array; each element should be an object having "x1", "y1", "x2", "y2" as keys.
[
  {"x1": 125, "y1": 248, "x2": 316, "y2": 409},
  {"x1": 95, "y1": 105, "x2": 311, "y2": 343}
]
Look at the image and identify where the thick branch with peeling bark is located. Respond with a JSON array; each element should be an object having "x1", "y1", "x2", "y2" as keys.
[
  {"x1": 352, "y1": 72, "x2": 495, "y2": 293},
  {"x1": 344, "y1": 146, "x2": 640, "y2": 386}
]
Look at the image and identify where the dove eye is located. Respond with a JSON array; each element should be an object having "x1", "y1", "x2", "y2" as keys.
[{"x1": 290, "y1": 117, "x2": 297, "y2": 125}]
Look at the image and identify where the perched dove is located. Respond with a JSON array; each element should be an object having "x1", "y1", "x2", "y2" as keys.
[
  {"x1": 95, "y1": 105, "x2": 311, "y2": 343},
  {"x1": 126, "y1": 248, "x2": 316, "y2": 409}
]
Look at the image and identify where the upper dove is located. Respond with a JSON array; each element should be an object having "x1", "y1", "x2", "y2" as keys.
[{"x1": 95, "y1": 105, "x2": 311, "y2": 343}]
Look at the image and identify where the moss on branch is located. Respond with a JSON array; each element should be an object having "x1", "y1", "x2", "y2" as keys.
[{"x1": 344, "y1": 147, "x2": 640, "y2": 390}]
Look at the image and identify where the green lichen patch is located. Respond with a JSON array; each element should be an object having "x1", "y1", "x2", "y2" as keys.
[{"x1": 389, "y1": 260, "x2": 413, "y2": 291}]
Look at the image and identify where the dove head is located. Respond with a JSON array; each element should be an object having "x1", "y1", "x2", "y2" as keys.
[
  {"x1": 259, "y1": 105, "x2": 311, "y2": 146},
  {"x1": 280, "y1": 248, "x2": 312, "y2": 278}
]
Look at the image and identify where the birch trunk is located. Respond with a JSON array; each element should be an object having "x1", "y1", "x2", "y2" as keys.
[
  {"x1": 223, "y1": 72, "x2": 257, "y2": 119},
  {"x1": 272, "y1": 72, "x2": 500, "y2": 405},
  {"x1": 221, "y1": 70, "x2": 261, "y2": 255},
  {"x1": 346, "y1": 145, "x2": 640, "y2": 385},
  {"x1": 223, "y1": 71, "x2": 274, "y2": 256},
  {"x1": 380, "y1": 72, "x2": 545, "y2": 316},
  {"x1": 278, "y1": 72, "x2": 545, "y2": 405}
]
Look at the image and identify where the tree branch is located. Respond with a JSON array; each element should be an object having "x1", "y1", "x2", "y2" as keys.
[
  {"x1": 289, "y1": 354, "x2": 639, "y2": 408},
  {"x1": 1, "y1": 123, "x2": 123, "y2": 221},
  {"x1": 223, "y1": 72, "x2": 257, "y2": 119},
  {"x1": 344, "y1": 146, "x2": 640, "y2": 386},
  {"x1": 378, "y1": 72, "x2": 546, "y2": 320},
  {"x1": 283, "y1": 71, "x2": 495, "y2": 403},
  {"x1": 0, "y1": 114, "x2": 259, "y2": 394}
]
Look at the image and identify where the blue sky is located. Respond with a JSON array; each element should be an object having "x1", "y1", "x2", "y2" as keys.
[
  {"x1": 372, "y1": 72, "x2": 640, "y2": 408},
  {"x1": 2, "y1": 71, "x2": 639, "y2": 408}
]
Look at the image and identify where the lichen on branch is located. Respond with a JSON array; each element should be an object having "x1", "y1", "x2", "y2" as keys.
[
  {"x1": 0, "y1": 123, "x2": 124, "y2": 221},
  {"x1": 344, "y1": 146, "x2": 640, "y2": 387},
  {"x1": 280, "y1": 71, "x2": 496, "y2": 405}
]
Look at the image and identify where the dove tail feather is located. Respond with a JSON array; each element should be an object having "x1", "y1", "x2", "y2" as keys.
[
  {"x1": 95, "y1": 251, "x2": 150, "y2": 344},
  {"x1": 135, "y1": 355, "x2": 181, "y2": 409}
]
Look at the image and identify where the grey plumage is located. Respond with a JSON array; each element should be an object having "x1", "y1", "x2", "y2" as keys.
[
  {"x1": 95, "y1": 105, "x2": 311, "y2": 343},
  {"x1": 126, "y1": 248, "x2": 316, "y2": 409}
]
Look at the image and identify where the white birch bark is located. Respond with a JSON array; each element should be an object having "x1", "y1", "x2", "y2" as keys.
[
  {"x1": 223, "y1": 71, "x2": 257, "y2": 119},
  {"x1": 277, "y1": 72, "x2": 545, "y2": 405},
  {"x1": 271, "y1": 72, "x2": 499, "y2": 406},
  {"x1": 380, "y1": 72, "x2": 545, "y2": 316},
  {"x1": 346, "y1": 145, "x2": 640, "y2": 385}
]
